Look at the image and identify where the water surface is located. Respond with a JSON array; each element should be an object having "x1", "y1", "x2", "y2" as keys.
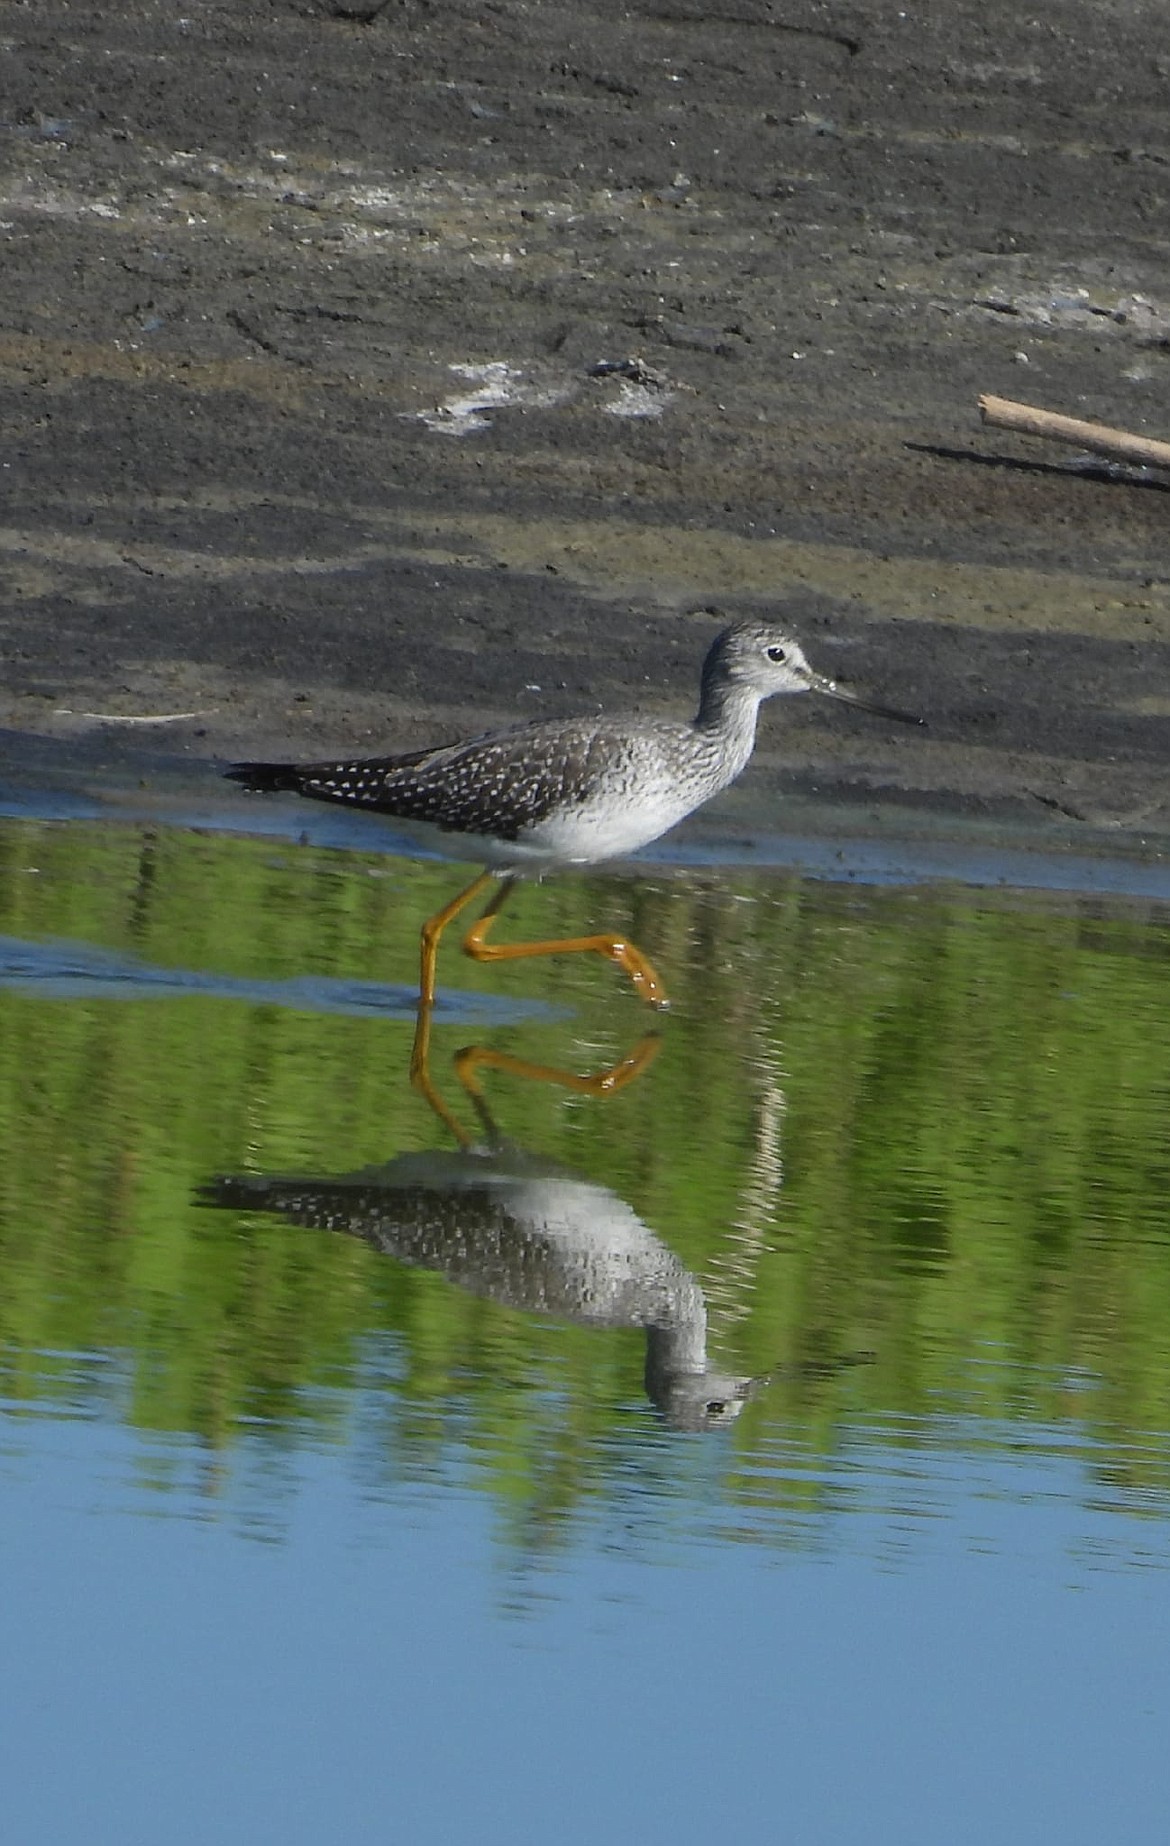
[{"x1": 2, "y1": 816, "x2": 1169, "y2": 1843}]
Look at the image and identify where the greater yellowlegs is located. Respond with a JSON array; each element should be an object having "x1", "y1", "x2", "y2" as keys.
[
  {"x1": 201, "y1": 1141, "x2": 761, "y2": 1430},
  {"x1": 226, "y1": 614, "x2": 918, "y2": 1007}
]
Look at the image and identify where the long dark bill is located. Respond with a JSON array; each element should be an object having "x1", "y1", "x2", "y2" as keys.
[{"x1": 816, "y1": 679, "x2": 925, "y2": 726}]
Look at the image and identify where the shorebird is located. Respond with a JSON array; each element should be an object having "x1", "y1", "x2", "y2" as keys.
[
  {"x1": 201, "y1": 1143, "x2": 766, "y2": 1430},
  {"x1": 226, "y1": 614, "x2": 918, "y2": 1007}
]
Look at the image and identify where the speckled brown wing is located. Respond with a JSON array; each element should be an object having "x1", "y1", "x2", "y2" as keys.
[{"x1": 227, "y1": 719, "x2": 612, "y2": 843}]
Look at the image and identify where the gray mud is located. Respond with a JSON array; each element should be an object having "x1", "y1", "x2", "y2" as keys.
[{"x1": 1, "y1": 0, "x2": 1168, "y2": 854}]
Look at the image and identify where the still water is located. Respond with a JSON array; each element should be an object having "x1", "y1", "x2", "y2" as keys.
[{"x1": 2, "y1": 815, "x2": 1169, "y2": 1842}]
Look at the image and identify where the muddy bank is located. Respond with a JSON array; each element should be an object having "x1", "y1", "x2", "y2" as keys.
[{"x1": 1, "y1": 0, "x2": 1168, "y2": 845}]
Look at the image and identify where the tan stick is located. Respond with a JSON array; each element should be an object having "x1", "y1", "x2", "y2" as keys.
[{"x1": 978, "y1": 394, "x2": 1170, "y2": 471}]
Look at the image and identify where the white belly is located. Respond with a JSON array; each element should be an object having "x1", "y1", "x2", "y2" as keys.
[{"x1": 519, "y1": 783, "x2": 700, "y2": 865}]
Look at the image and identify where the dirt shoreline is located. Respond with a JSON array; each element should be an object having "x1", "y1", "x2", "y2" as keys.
[{"x1": 2, "y1": 0, "x2": 1168, "y2": 848}]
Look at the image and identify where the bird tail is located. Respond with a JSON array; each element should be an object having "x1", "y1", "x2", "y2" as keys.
[{"x1": 224, "y1": 761, "x2": 303, "y2": 794}]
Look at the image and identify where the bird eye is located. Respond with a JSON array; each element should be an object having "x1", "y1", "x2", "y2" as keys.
[{"x1": 767, "y1": 645, "x2": 787, "y2": 664}]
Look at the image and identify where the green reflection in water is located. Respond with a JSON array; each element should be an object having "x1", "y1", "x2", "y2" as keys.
[{"x1": 1, "y1": 816, "x2": 1170, "y2": 1546}]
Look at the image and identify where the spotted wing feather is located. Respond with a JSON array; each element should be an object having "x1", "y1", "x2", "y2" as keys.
[
  {"x1": 226, "y1": 720, "x2": 617, "y2": 842},
  {"x1": 226, "y1": 741, "x2": 445, "y2": 796}
]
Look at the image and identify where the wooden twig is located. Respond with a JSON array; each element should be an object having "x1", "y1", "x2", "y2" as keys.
[{"x1": 978, "y1": 394, "x2": 1170, "y2": 471}]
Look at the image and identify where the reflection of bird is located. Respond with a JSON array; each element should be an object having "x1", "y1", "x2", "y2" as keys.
[
  {"x1": 201, "y1": 1146, "x2": 764, "y2": 1432},
  {"x1": 226, "y1": 616, "x2": 918, "y2": 1007}
]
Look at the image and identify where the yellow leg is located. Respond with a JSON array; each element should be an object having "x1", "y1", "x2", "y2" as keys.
[
  {"x1": 411, "y1": 869, "x2": 667, "y2": 1136},
  {"x1": 408, "y1": 996, "x2": 473, "y2": 1147},
  {"x1": 418, "y1": 868, "x2": 496, "y2": 1009},
  {"x1": 454, "y1": 1031, "x2": 662, "y2": 1116},
  {"x1": 461, "y1": 878, "x2": 669, "y2": 1008},
  {"x1": 410, "y1": 869, "x2": 497, "y2": 1142},
  {"x1": 412, "y1": 1004, "x2": 661, "y2": 1145}
]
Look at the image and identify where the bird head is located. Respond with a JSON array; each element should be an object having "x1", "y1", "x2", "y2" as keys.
[{"x1": 700, "y1": 615, "x2": 923, "y2": 723}]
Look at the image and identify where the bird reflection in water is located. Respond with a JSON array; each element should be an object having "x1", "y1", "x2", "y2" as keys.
[
  {"x1": 201, "y1": 1025, "x2": 773, "y2": 1430},
  {"x1": 203, "y1": 1146, "x2": 762, "y2": 1431},
  {"x1": 407, "y1": 974, "x2": 661, "y2": 1143}
]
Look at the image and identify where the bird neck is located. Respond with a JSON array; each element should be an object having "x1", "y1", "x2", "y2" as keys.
[
  {"x1": 694, "y1": 675, "x2": 763, "y2": 766},
  {"x1": 644, "y1": 1275, "x2": 709, "y2": 1385}
]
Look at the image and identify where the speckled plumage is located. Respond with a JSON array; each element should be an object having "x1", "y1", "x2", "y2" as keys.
[
  {"x1": 226, "y1": 618, "x2": 896, "y2": 869},
  {"x1": 201, "y1": 1147, "x2": 758, "y2": 1429}
]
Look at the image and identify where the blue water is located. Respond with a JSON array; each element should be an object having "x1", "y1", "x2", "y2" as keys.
[
  {"x1": 3, "y1": 1395, "x2": 1164, "y2": 1846},
  {"x1": 3, "y1": 808, "x2": 1170, "y2": 1844}
]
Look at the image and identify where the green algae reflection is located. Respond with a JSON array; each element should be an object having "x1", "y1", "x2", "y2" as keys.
[{"x1": 1, "y1": 815, "x2": 1170, "y2": 1546}]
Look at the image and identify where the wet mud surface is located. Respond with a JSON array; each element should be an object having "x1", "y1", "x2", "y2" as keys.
[{"x1": 1, "y1": 0, "x2": 1168, "y2": 849}]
